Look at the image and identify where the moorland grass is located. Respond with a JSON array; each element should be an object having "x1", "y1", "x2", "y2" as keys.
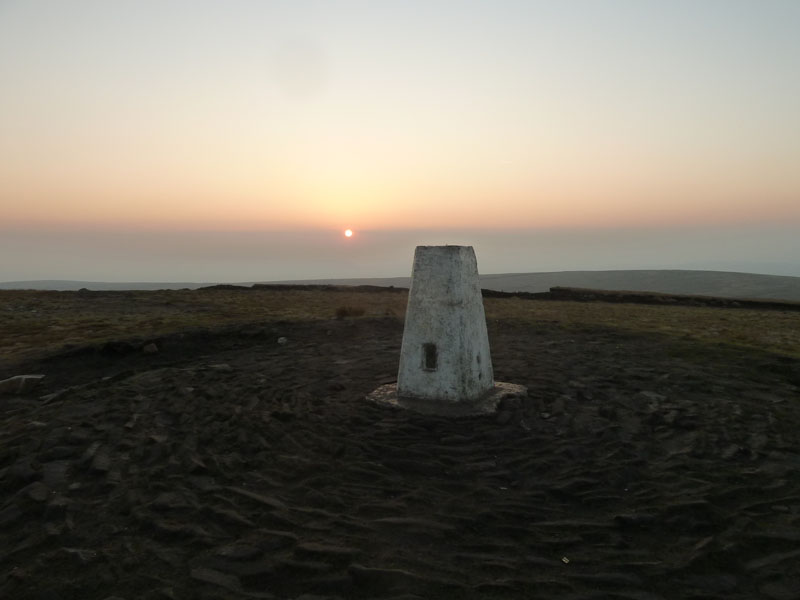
[{"x1": 2, "y1": 287, "x2": 799, "y2": 364}]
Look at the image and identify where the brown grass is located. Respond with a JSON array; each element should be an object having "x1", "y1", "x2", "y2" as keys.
[
  {"x1": 483, "y1": 297, "x2": 800, "y2": 359},
  {"x1": 334, "y1": 305, "x2": 367, "y2": 319},
  {"x1": 2, "y1": 287, "x2": 800, "y2": 364}
]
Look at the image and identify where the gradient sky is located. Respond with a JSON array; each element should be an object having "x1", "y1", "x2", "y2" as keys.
[{"x1": 1, "y1": 1, "x2": 799, "y2": 281}]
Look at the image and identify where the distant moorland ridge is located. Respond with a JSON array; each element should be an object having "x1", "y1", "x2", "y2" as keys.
[{"x1": 3, "y1": 269, "x2": 800, "y2": 301}]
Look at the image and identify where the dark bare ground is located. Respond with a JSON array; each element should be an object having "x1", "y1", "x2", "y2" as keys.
[{"x1": 2, "y1": 317, "x2": 800, "y2": 599}]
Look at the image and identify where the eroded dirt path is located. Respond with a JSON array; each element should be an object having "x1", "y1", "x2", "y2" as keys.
[{"x1": 2, "y1": 318, "x2": 800, "y2": 599}]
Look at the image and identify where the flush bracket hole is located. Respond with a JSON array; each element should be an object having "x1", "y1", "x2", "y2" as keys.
[{"x1": 422, "y1": 343, "x2": 438, "y2": 371}]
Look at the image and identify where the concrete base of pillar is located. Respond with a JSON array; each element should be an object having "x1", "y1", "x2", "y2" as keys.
[{"x1": 367, "y1": 381, "x2": 527, "y2": 417}]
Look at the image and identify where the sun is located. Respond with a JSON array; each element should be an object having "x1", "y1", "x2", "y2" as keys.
[{"x1": 344, "y1": 229, "x2": 353, "y2": 238}]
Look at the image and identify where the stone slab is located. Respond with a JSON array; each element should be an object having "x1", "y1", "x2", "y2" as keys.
[
  {"x1": 0, "y1": 374, "x2": 45, "y2": 396},
  {"x1": 367, "y1": 382, "x2": 528, "y2": 417}
]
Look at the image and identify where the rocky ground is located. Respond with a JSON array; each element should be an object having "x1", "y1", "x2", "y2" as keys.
[{"x1": 1, "y1": 317, "x2": 800, "y2": 600}]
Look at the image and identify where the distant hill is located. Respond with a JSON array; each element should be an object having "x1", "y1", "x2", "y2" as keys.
[
  {"x1": 267, "y1": 270, "x2": 800, "y2": 302},
  {"x1": 0, "y1": 280, "x2": 209, "y2": 291},
  {"x1": 3, "y1": 270, "x2": 800, "y2": 301}
]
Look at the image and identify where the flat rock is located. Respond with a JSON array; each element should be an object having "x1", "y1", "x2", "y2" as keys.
[
  {"x1": 744, "y1": 549, "x2": 800, "y2": 572},
  {"x1": 367, "y1": 382, "x2": 527, "y2": 416},
  {"x1": 760, "y1": 580, "x2": 800, "y2": 600},
  {"x1": 257, "y1": 529, "x2": 298, "y2": 551},
  {"x1": 190, "y1": 567, "x2": 243, "y2": 593},
  {"x1": 0, "y1": 374, "x2": 45, "y2": 396},
  {"x1": 225, "y1": 486, "x2": 288, "y2": 510},
  {"x1": 19, "y1": 481, "x2": 51, "y2": 503},
  {"x1": 294, "y1": 542, "x2": 360, "y2": 561},
  {"x1": 213, "y1": 544, "x2": 261, "y2": 561}
]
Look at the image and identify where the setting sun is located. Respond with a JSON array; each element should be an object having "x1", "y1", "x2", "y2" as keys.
[{"x1": 344, "y1": 229, "x2": 353, "y2": 238}]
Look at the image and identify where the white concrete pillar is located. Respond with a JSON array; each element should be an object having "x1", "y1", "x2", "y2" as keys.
[{"x1": 397, "y1": 245, "x2": 494, "y2": 403}]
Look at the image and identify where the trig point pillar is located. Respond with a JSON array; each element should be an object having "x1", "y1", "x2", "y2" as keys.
[
  {"x1": 368, "y1": 245, "x2": 526, "y2": 416},
  {"x1": 397, "y1": 245, "x2": 494, "y2": 402}
]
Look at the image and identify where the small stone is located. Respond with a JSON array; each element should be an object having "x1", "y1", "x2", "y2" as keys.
[
  {"x1": 91, "y1": 448, "x2": 111, "y2": 473},
  {"x1": 294, "y1": 542, "x2": 360, "y2": 562},
  {"x1": 21, "y1": 481, "x2": 51, "y2": 502},
  {"x1": 42, "y1": 461, "x2": 71, "y2": 487},
  {"x1": 721, "y1": 444, "x2": 742, "y2": 460},
  {"x1": 190, "y1": 567, "x2": 243, "y2": 592},
  {"x1": 348, "y1": 564, "x2": 423, "y2": 592},
  {"x1": 208, "y1": 506, "x2": 255, "y2": 527},
  {"x1": 571, "y1": 572, "x2": 644, "y2": 586},
  {"x1": 277, "y1": 337, "x2": 288, "y2": 345},
  {"x1": 61, "y1": 547, "x2": 97, "y2": 563},
  {"x1": 744, "y1": 549, "x2": 800, "y2": 572},
  {"x1": 9, "y1": 566, "x2": 30, "y2": 580},
  {"x1": 270, "y1": 409, "x2": 294, "y2": 422},
  {"x1": 551, "y1": 395, "x2": 567, "y2": 415},
  {"x1": 0, "y1": 374, "x2": 45, "y2": 396},
  {"x1": 273, "y1": 558, "x2": 331, "y2": 576},
  {"x1": 614, "y1": 513, "x2": 657, "y2": 528},
  {"x1": 684, "y1": 574, "x2": 738, "y2": 593},
  {"x1": 142, "y1": 343, "x2": 159, "y2": 354},
  {"x1": 760, "y1": 581, "x2": 800, "y2": 600},
  {"x1": 152, "y1": 491, "x2": 188, "y2": 510},
  {"x1": 81, "y1": 441, "x2": 101, "y2": 463},
  {"x1": 46, "y1": 495, "x2": 70, "y2": 516},
  {"x1": 10, "y1": 459, "x2": 41, "y2": 483},
  {"x1": 598, "y1": 405, "x2": 617, "y2": 419},
  {"x1": 257, "y1": 529, "x2": 298, "y2": 551},
  {"x1": 0, "y1": 504, "x2": 24, "y2": 527},
  {"x1": 225, "y1": 486, "x2": 288, "y2": 510},
  {"x1": 663, "y1": 410, "x2": 679, "y2": 425},
  {"x1": 214, "y1": 544, "x2": 261, "y2": 561}
]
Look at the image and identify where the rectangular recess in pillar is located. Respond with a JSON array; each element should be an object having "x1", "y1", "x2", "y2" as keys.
[{"x1": 422, "y1": 343, "x2": 438, "y2": 371}]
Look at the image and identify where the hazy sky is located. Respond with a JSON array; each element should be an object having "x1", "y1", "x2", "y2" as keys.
[{"x1": 1, "y1": 1, "x2": 799, "y2": 281}]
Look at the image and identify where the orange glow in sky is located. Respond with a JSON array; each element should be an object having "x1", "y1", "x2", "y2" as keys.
[{"x1": 1, "y1": 2, "x2": 798, "y2": 235}]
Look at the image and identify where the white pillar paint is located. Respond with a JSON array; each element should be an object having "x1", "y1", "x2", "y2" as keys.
[
  {"x1": 397, "y1": 245, "x2": 494, "y2": 403},
  {"x1": 367, "y1": 245, "x2": 526, "y2": 416}
]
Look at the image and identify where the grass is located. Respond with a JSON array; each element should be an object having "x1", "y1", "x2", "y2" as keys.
[
  {"x1": 2, "y1": 287, "x2": 800, "y2": 365},
  {"x1": 483, "y1": 296, "x2": 800, "y2": 359},
  {"x1": 0, "y1": 289, "x2": 406, "y2": 363}
]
